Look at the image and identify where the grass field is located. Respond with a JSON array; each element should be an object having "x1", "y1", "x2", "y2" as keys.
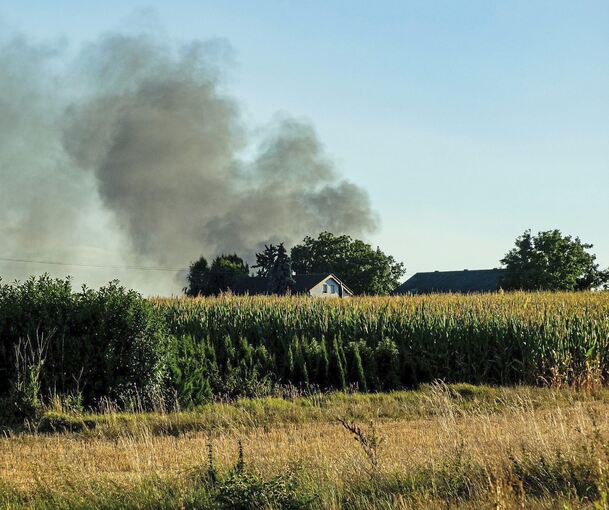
[
  {"x1": 4, "y1": 384, "x2": 609, "y2": 509},
  {"x1": 2, "y1": 286, "x2": 609, "y2": 508}
]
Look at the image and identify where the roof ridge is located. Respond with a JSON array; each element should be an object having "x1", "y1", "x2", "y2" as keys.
[
  {"x1": 394, "y1": 268, "x2": 506, "y2": 294},
  {"x1": 416, "y1": 268, "x2": 504, "y2": 274}
]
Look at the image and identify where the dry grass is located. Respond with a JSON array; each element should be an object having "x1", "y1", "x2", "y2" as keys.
[{"x1": 3, "y1": 385, "x2": 609, "y2": 508}]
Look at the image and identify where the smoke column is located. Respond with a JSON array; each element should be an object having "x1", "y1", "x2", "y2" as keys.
[{"x1": 0, "y1": 28, "x2": 378, "y2": 294}]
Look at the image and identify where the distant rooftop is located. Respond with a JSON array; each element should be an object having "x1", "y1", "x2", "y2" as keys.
[{"x1": 394, "y1": 269, "x2": 506, "y2": 295}]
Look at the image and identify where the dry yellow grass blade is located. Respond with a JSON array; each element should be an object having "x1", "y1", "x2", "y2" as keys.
[{"x1": 3, "y1": 385, "x2": 609, "y2": 508}]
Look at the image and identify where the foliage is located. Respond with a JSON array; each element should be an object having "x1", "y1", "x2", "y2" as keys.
[
  {"x1": 501, "y1": 229, "x2": 609, "y2": 291},
  {"x1": 166, "y1": 334, "x2": 214, "y2": 407},
  {"x1": 207, "y1": 254, "x2": 250, "y2": 295},
  {"x1": 254, "y1": 243, "x2": 295, "y2": 295},
  {"x1": 8, "y1": 334, "x2": 50, "y2": 422},
  {"x1": 269, "y1": 243, "x2": 296, "y2": 295},
  {"x1": 199, "y1": 439, "x2": 313, "y2": 510},
  {"x1": 160, "y1": 291, "x2": 609, "y2": 400},
  {"x1": 166, "y1": 332, "x2": 275, "y2": 403},
  {"x1": 253, "y1": 244, "x2": 277, "y2": 277},
  {"x1": 185, "y1": 254, "x2": 249, "y2": 296},
  {"x1": 184, "y1": 256, "x2": 210, "y2": 297},
  {"x1": 290, "y1": 231, "x2": 405, "y2": 295},
  {"x1": 0, "y1": 275, "x2": 168, "y2": 412},
  {"x1": 3, "y1": 275, "x2": 609, "y2": 416}
]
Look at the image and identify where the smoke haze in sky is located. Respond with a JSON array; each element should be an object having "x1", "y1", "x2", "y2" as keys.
[{"x1": 0, "y1": 28, "x2": 378, "y2": 294}]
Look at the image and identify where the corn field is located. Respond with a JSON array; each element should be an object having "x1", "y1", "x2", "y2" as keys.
[
  {"x1": 2, "y1": 275, "x2": 609, "y2": 414},
  {"x1": 158, "y1": 292, "x2": 609, "y2": 404}
]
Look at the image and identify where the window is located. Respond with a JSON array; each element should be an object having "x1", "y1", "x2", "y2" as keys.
[
  {"x1": 323, "y1": 284, "x2": 328, "y2": 293},
  {"x1": 329, "y1": 284, "x2": 336, "y2": 294}
]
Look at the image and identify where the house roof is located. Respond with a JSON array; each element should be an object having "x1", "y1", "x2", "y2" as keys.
[
  {"x1": 231, "y1": 276, "x2": 272, "y2": 295},
  {"x1": 394, "y1": 269, "x2": 506, "y2": 294},
  {"x1": 231, "y1": 273, "x2": 353, "y2": 295}
]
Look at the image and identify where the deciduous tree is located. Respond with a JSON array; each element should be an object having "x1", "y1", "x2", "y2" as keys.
[
  {"x1": 501, "y1": 229, "x2": 609, "y2": 291},
  {"x1": 291, "y1": 232, "x2": 405, "y2": 295},
  {"x1": 185, "y1": 254, "x2": 249, "y2": 296},
  {"x1": 184, "y1": 256, "x2": 210, "y2": 297},
  {"x1": 207, "y1": 254, "x2": 249, "y2": 295}
]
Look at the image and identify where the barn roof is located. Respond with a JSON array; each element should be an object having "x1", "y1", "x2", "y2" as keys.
[
  {"x1": 394, "y1": 269, "x2": 506, "y2": 294},
  {"x1": 231, "y1": 273, "x2": 352, "y2": 295}
]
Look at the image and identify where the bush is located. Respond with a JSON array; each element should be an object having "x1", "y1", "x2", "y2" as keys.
[{"x1": 0, "y1": 276, "x2": 168, "y2": 412}]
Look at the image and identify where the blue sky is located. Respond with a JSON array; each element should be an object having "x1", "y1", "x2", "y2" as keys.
[{"x1": 2, "y1": 1, "x2": 608, "y2": 280}]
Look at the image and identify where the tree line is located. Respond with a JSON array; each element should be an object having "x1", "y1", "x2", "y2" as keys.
[
  {"x1": 184, "y1": 229, "x2": 609, "y2": 297},
  {"x1": 184, "y1": 232, "x2": 406, "y2": 297}
]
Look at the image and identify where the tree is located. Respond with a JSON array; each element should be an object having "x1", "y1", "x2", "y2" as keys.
[
  {"x1": 290, "y1": 232, "x2": 406, "y2": 295},
  {"x1": 254, "y1": 243, "x2": 295, "y2": 295},
  {"x1": 268, "y1": 243, "x2": 295, "y2": 294},
  {"x1": 253, "y1": 244, "x2": 278, "y2": 277},
  {"x1": 500, "y1": 230, "x2": 609, "y2": 291},
  {"x1": 207, "y1": 254, "x2": 249, "y2": 295},
  {"x1": 184, "y1": 256, "x2": 209, "y2": 297},
  {"x1": 184, "y1": 254, "x2": 249, "y2": 296}
]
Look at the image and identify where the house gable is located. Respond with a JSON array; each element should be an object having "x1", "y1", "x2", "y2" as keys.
[
  {"x1": 310, "y1": 276, "x2": 340, "y2": 297},
  {"x1": 309, "y1": 274, "x2": 353, "y2": 298}
]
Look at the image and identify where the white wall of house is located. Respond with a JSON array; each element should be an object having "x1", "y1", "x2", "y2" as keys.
[{"x1": 309, "y1": 277, "x2": 351, "y2": 298}]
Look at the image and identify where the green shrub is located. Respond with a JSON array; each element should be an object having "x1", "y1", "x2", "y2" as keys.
[{"x1": 0, "y1": 276, "x2": 168, "y2": 412}]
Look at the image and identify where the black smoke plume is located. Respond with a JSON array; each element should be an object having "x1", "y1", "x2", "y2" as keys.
[{"x1": 0, "y1": 29, "x2": 378, "y2": 294}]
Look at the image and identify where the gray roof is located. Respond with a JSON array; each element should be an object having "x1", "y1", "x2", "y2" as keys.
[
  {"x1": 231, "y1": 273, "x2": 353, "y2": 295},
  {"x1": 394, "y1": 269, "x2": 506, "y2": 295}
]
